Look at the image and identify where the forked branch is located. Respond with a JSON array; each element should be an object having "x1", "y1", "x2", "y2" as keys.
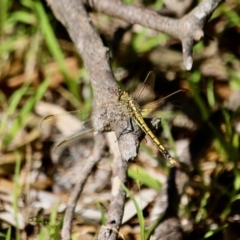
[{"x1": 86, "y1": 0, "x2": 223, "y2": 70}]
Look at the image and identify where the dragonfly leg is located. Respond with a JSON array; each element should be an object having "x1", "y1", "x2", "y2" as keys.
[{"x1": 116, "y1": 118, "x2": 134, "y2": 141}]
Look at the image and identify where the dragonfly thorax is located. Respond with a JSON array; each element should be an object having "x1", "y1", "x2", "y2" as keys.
[{"x1": 117, "y1": 90, "x2": 141, "y2": 117}]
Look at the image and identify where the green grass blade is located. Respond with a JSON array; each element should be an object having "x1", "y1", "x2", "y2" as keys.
[
  {"x1": 8, "y1": 82, "x2": 31, "y2": 116},
  {"x1": 7, "y1": 10, "x2": 37, "y2": 25},
  {"x1": 49, "y1": 204, "x2": 60, "y2": 239},
  {"x1": 195, "y1": 191, "x2": 210, "y2": 223},
  {"x1": 128, "y1": 166, "x2": 161, "y2": 190},
  {"x1": 96, "y1": 201, "x2": 107, "y2": 225},
  {"x1": 206, "y1": 79, "x2": 215, "y2": 108},
  {"x1": 33, "y1": 0, "x2": 79, "y2": 99},
  {"x1": 122, "y1": 184, "x2": 146, "y2": 240},
  {"x1": 0, "y1": 0, "x2": 11, "y2": 34},
  {"x1": 6, "y1": 227, "x2": 12, "y2": 240},
  {"x1": 0, "y1": 81, "x2": 30, "y2": 147},
  {"x1": 188, "y1": 72, "x2": 210, "y2": 121},
  {"x1": 204, "y1": 223, "x2": 228, "y2": 239},
  {"x1": 161, "y1": 118, "x2": 178, "y2": 160},
  {"x1": 3, "y1": 78, "x2": 50, "y2": 147}
]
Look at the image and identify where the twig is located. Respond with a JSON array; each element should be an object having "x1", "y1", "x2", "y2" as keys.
[
  {"x1": 86, "y1": 0, "x2": 223, "y2": 70},
  {"x1": 96, "y1": 132, "x2": 131, "y2": 239},
  {"x1": 61, "y1": 134, "x2": 105, "y2": 240},
  {"x1": 97, "y1": 154, "x2": 129, "y2": 240}
]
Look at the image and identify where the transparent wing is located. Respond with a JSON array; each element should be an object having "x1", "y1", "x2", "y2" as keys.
[
  {"x1": 132, "y1": 71, "x2": 156, "y2": 105},
  {"x1": 54, "y1": 129, "x2": 96, "y2": 155},
  {"x1": 140, "y1": 89, "x2": 186, "y2": 118},
  {"x1": 40, "y1": 110, "x2": 93, "y2": 134}
]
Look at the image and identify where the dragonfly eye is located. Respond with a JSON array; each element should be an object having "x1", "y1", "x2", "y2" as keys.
[
  {"x1": 115, "y1": 90, "x2": 122, "y2": 99},
  {"x1": 118, "y1": 91, "x2": 129, "y2": 101}
]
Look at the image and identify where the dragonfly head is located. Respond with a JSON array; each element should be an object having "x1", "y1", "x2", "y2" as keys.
[{"x1": 117, "y1": 90, "x2": 129, "y2": 101}]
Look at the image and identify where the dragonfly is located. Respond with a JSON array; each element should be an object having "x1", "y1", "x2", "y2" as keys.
[{"x1": 41, "y1": 71, "x2": 185, "y2": 166}]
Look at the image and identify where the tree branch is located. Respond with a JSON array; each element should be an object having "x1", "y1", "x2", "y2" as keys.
[
  {"x1": 61, "y1": 135, "x2": 105, "y2": 240},
  {"x1": 86, "y1": 0, "x2": 223, "y2": 70}
]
